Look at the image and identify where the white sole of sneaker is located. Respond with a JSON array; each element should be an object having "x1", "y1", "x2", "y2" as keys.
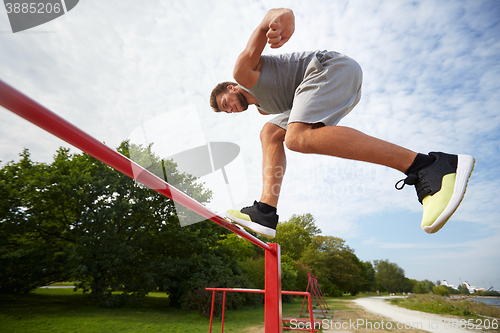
[
  {"x1": 423, "y1": 154, "x2": 475, "y2": 234},
  {"x1": 225, "y1": 212, "x2": 276, "y2": 239}
]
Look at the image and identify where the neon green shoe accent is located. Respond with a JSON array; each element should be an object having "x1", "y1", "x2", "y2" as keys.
[
  {"x1": 226, "y1": 209, "x2": 251, "y2": 222},
  {"x1": 421, "y1": 173, "x2": 456, "y2": 229}
]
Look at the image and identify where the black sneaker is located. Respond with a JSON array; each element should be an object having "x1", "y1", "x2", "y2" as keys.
[
  {"x1": 396, "y1": 152, "x2": 474, "y2": 233},
  {"x1": 226, "y1": 201, "x2": 278, "y2": 239}
]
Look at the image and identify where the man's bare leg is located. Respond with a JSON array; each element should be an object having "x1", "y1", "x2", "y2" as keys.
[
  {"x1": 259, "y1": 123, "x2": 287, "y2": 208},
  {"x1": 227, "y1": 122, "x2": 474, "y2": 237},
  {"x1": 224, "y1": 123, "x2": 285, "y2": 238},
  {"x1": 259, "y1": 122, "x2": 416, "y2": 208},
  {"x1": 285, "y1": 122, "x2": 417, "y2": 173}
]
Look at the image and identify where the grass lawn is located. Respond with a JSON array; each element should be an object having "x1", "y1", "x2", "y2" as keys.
[
  {"x1": 1, "y1": 288, "x2": 208, "y2": 333},
  {"x1": 0, "y1": 288, "x2": 345, "y2": 333},
  {"x1": 11, "y1": 290, "x2": 497, "y2": 333}
]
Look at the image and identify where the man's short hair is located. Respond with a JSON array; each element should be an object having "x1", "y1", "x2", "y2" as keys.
[{"x1": 210, "y1": 81, "x2": 237, "y2": 112}]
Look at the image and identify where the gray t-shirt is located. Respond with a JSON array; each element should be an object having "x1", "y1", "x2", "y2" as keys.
[{"x1": 241, "y1": 50, "x2": 327, "y2": 114}]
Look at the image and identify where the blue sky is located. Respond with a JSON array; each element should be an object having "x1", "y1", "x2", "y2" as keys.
[{"x1": 0, "y1": 0, "x2": 499, "y2": 291}]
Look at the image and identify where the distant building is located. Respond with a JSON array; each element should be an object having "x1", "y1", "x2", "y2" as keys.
[
  {"x1": 463, "y1": 281, "x2": 486, "y2": 294},
  {"x1": 440, "y1": 280, "x2": 458, "y2": 290}
]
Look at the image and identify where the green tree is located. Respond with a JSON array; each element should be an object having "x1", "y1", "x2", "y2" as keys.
[
  {"x1": 458, "y1": 284, "x2": 470, "y2": 295},
  {"x1": 288, "y1": 213, "x2": 321, "y2": 237},
  {"x1": 280, "y1": 254, "x2": 299, "y2": 302},
  {"x1": 274, "y1": 213, "x2": 321, "y2": 261},
  {"x1": 0, "y1": 143, "x2": 246, "y2": 308},
  {"x1": 432, "y1": 285, "x2": 451, "y2": 296},
  {"x1": 274, "y1": 221, "x2": 311, "y2": 261},
  {"x1": 301, "y1": 236, "x2": 363, "y2": 295},
  {"x1": 373, "y1": 259, "x2": 407, "y2": 293},
  {"x1": 421, "y1": 279, "x2": 436, "y2": 293},
  {"x1": 359, "y1": 261, "x2": 377, "y2": 292},
  {"x1": 0, "y1": 149, "x2": 71, "y2": 293},
  {"x1": 216, "y1": 233, "x2": 258, "y2": 262},
  {"x1": 411, "y1": 279, "x2": 436, "y2": 294}
]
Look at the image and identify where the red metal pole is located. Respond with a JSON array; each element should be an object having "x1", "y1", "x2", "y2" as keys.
[
  {"x1": 265, "y1": 243, "x2": 282, "y2": 333},
  {"x1": 311, "y1": 276, "x2": 326, "y2": 318},
  {"x1": 314, "y1": 275, "x2": 329, "y2": 310},
  {"x1": 0, "y1": 79, "x2": 272, "y2": 252},
  {"x1": 299, "y1": 273, "x2": 312, "y2": 317},
  {"x1": 221, "y1": 291, "x2": 226, "y2": 333},
  {"x1": 307, "y1": 293, "x2": 315, "y2": 333},
  {"x1": 209, "y1": 290, "x2": 215, "y2": 333}
]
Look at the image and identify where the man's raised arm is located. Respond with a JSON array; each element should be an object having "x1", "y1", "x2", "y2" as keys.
[{"x1": 233, "y1": 8, "x2": 295, "y2": 88}]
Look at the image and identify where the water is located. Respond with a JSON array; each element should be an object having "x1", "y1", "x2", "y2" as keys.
[{"x1": 473, "y1": 298, "x2": 500, "y2": 307}]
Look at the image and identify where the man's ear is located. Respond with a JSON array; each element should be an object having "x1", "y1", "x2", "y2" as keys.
[{"x1": 227, "y1": 85, "x2": 236, "y2": 92}]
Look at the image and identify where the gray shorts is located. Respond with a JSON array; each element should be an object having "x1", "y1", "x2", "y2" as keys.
[{"x1": 267, "y1": 51, "x2": 363, "y2": 130}]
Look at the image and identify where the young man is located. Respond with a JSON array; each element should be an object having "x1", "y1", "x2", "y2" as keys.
[{"x1": 209, "y1": 8, "x2": 474, "y2": 239}]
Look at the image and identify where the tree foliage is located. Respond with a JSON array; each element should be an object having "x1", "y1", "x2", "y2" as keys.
[
  {"x1": 288, "y1": 213, "x2": 321, "y2": 237},
  {"x1": 432, "y1": 285, "x2": 451, "y2": 296},
  {"x1": 0, "y1": 142, "x2": 246, "y2": 308},
  {"x1": 301, "y1": 236, "x2": 364, "y2": 295},
  {"x1": 373, "y1": 259, "x2": 413, "y2": 293}
]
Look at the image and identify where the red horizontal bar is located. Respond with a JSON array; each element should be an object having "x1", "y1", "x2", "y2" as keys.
[
  {"x1": 206, "y1": 288, "x2": 265, "y2": 293},
  {"x1": 282, "y1": 291, "x2": 312, "y2": 296},
  {"x1": 205, "y1": 288, "x2": 312, "y2": 297},
  {"x1": 0, "y1": 79, "x2": 272, "y2": 253}
]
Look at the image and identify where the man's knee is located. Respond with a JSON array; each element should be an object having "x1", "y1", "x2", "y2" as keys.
[
  {"x1": 284, "y1": 123, "x2": 324, "y2": 153},
  {"x1": 260, "y1": 123, "x2": 286, "y2": 144},
  {"x1": 284, "y1": 124, "x2": 308, "y2": 152},
  {"x1": 284, "y1": 135, "x2": 307, "y2": 152}
]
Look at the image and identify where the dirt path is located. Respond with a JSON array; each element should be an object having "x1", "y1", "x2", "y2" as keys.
[
  {"x1": 321, "y1": 297, "x2": 430, "y2": 333},
  {"x1": 242, "y1": 296, "x2": 486, "y2": 332},
  {"x1": 353, "y1": 297, "x2": 473, "y2": 333},
  {"x1": 244, "y1": 297, "x2": 431, "y2": 333}
]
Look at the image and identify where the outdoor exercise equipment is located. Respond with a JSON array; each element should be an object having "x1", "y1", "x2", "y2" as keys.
[
  {"x1": 298, "y1": 274, "x2": 329, "y2": 318},
  {"x1": 206, "y1": 288, "x2": 320, "y2": 333},
  {"x1": 0, "y1": 79, "x2": 321, "y2": 332}
]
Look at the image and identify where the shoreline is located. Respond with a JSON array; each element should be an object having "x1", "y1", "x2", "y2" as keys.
[{"x1": 450, "y1": 295, "x2": 500, "y2": 300}]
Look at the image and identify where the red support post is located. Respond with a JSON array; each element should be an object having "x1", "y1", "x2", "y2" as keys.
[
  {"x1": 209, "y1": 290, "x2": 215, "y2": 333},
  {"x1": 313, "y1": 275, "x2": 329, "y2": 311},
  {"x1": 310, "y1": 276, "x2": 326, "y2": 318},
  {"x1": 307, "y1": 291, "x2": 315, "y2": 332},
  {"x1": 299, "y1": 273, "x2": 312, "y2": 317},
  {"x1": 265, "y1": 243, "x2": 282, "y2": 333},
  {"x1": 221, "y1": 291, "x2": 226, "y2": 333}
]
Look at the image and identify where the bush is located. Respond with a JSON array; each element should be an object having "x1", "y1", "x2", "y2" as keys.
[
  {"x1": 295, "y1": 262, "x2": 312, "y2": 292},
  {"x1": 181, "y1": 283, "x2": 262, "y2": 318},
  {"x1": 242, "y1": 257, "x2": 265, "y2": 289},
  {"x1": 432, "y1": 285, "x2": 451, "y2": 296},
  {"x1": 281, "y1": 260, "x2": 298, "y2": 303},
  {"x1": 182, "y1": 285, "x2": 224, "y2": 318}
]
